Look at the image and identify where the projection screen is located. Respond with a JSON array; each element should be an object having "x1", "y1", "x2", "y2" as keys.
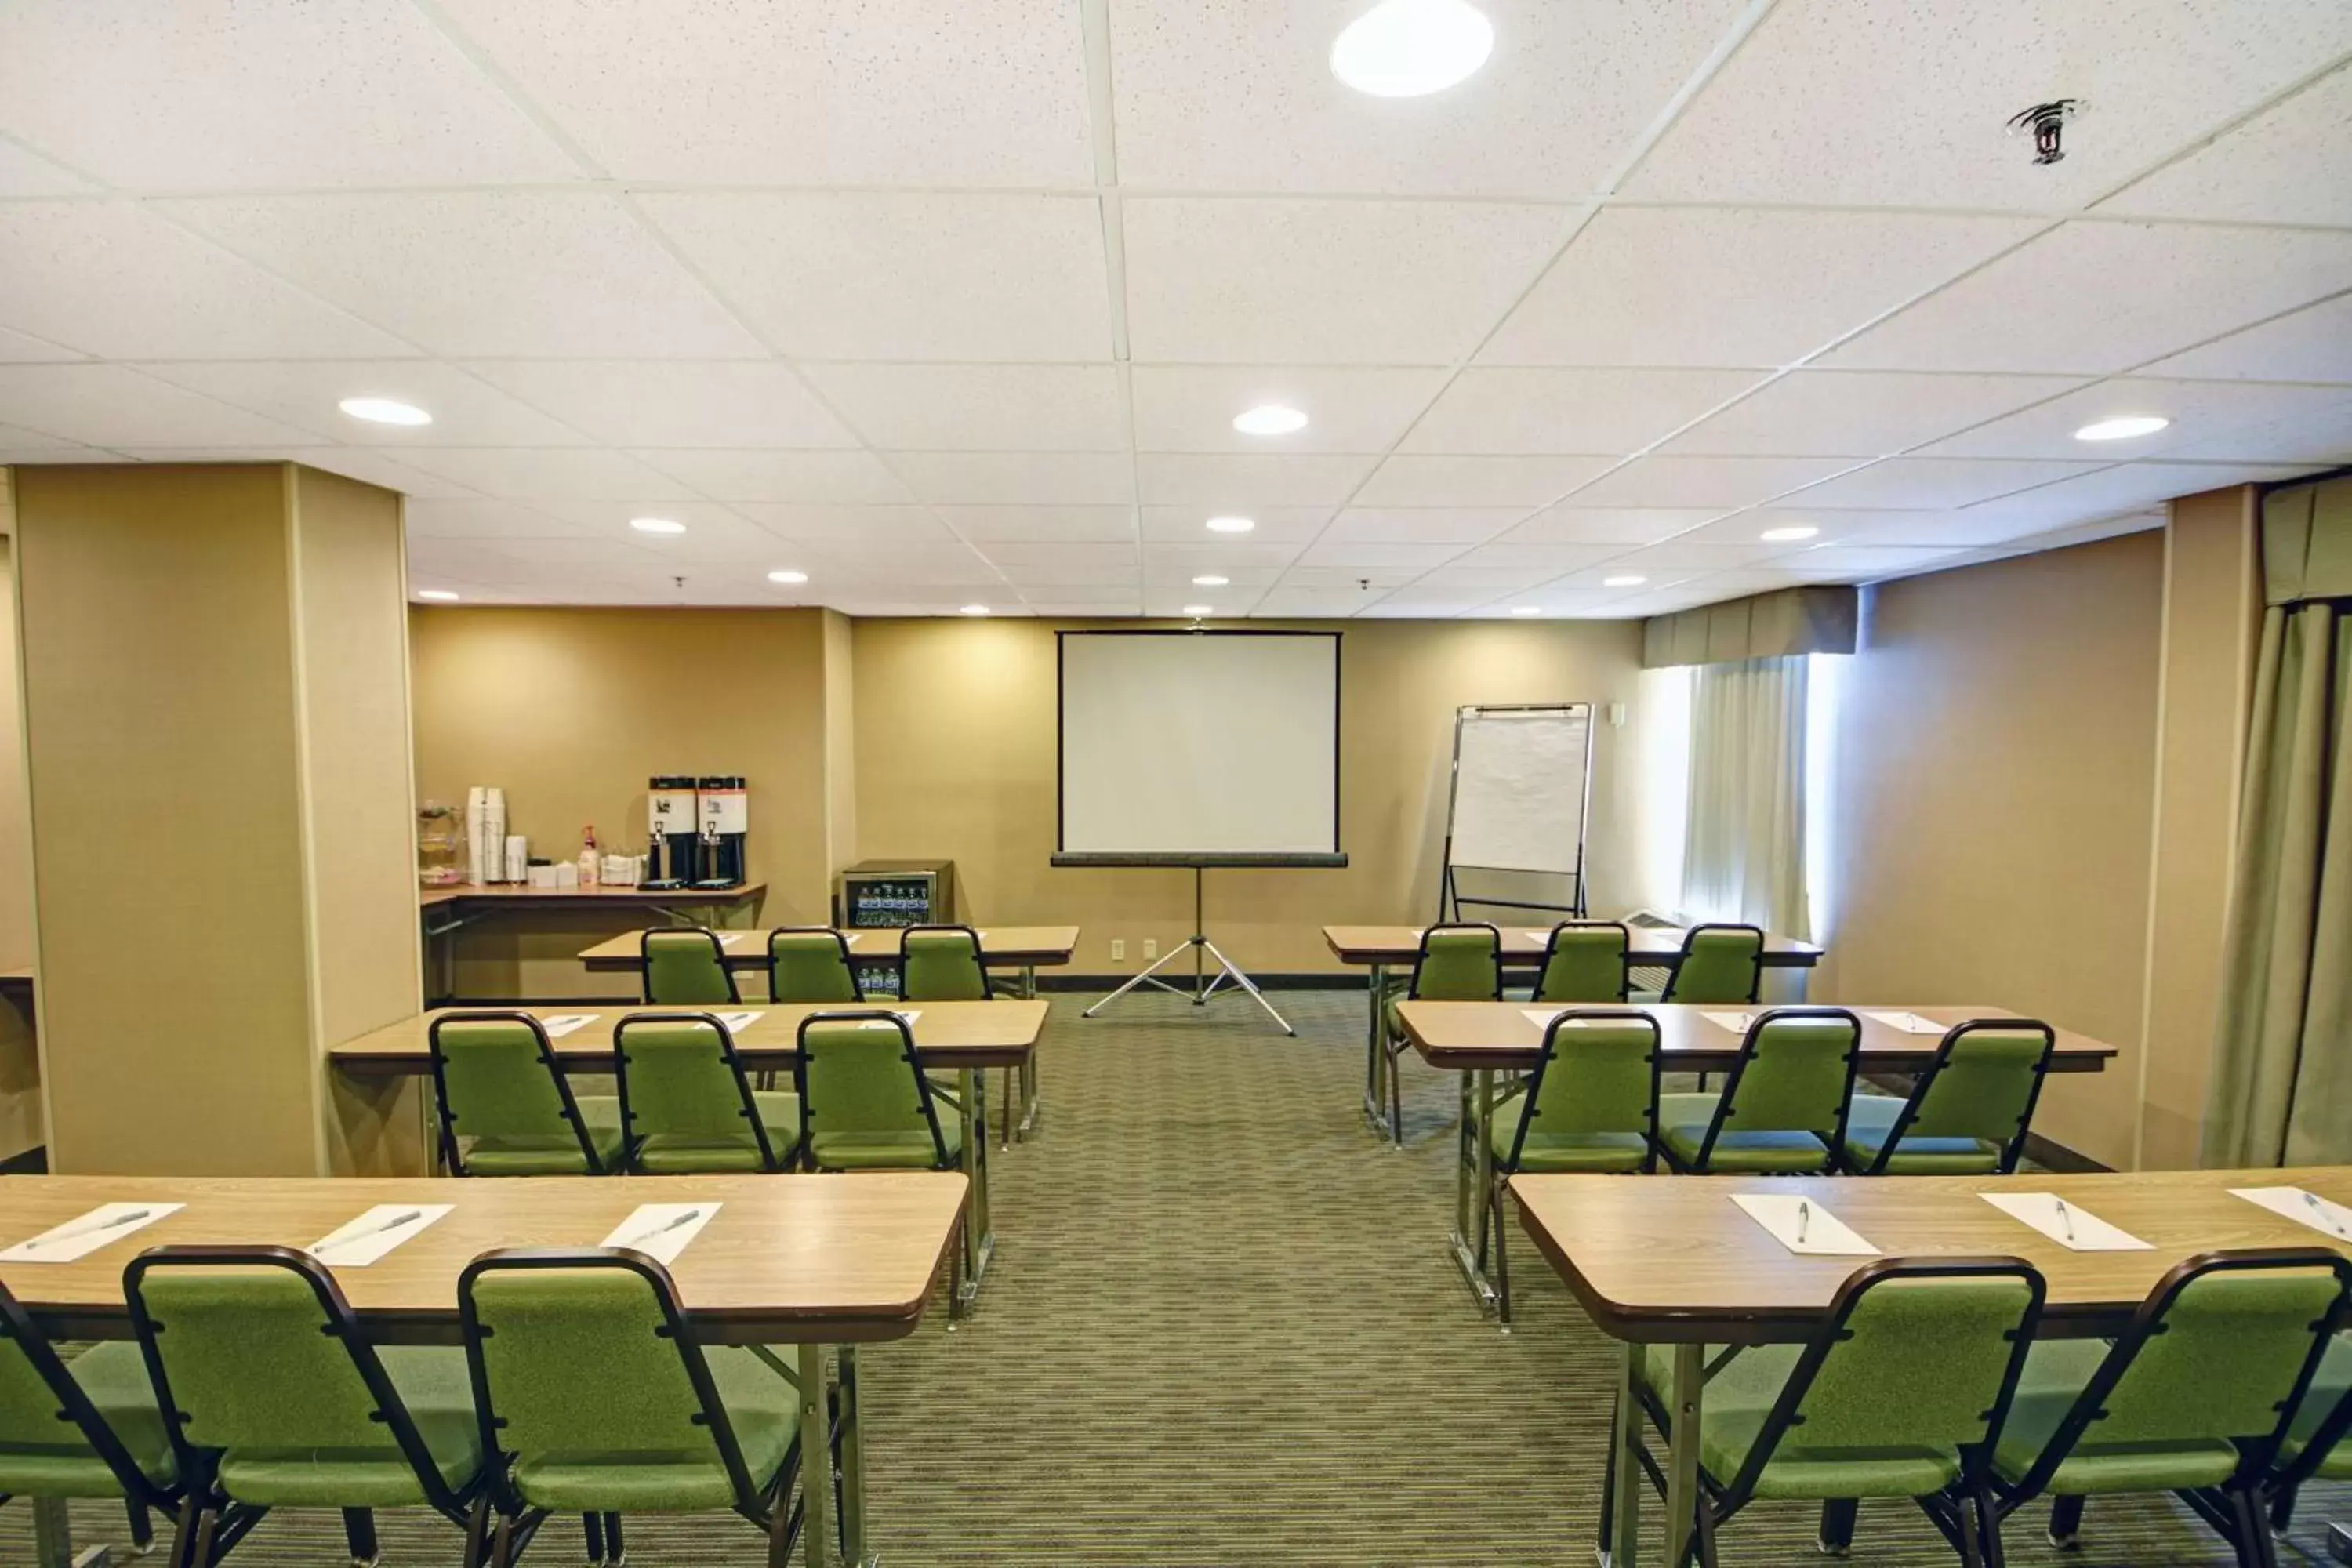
[{"x1": 1054, "y1": 630, "x2": 1344, "y2": 863}]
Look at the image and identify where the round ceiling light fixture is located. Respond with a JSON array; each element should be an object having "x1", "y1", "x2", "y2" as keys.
[
  {"x1": 1330, "y1": 0, "x2": 1494, "y2": 97},
  {"x1": 630, "y1": 517, "x2": 688, "y2": 535},
  {"x1": 767, "y1": 569, "x2": 808, "y2": 585},
  {"x1": 1182, "y1": 604, "x2": 1214, "y2": 617},
  {"x1": 1192, "y1": 574, "x2": 1230, "y2": 586},
  {"x1": 2074, "y1": 415, "x2": 2169, "y2": 442},
  {"x1": 1205, "y1": 515, "x2": 1257, "y2": 534},
  {"x1": 1509, "y1": 605, "x2": 1541, "y2": 616},
  {"x1": 1759, "y1": 524, "x2": 1819, "y2": 543},
  {"x1": 415, "y1": 589, "x2": 460, "y2": 601},
  {"x1": 959, "y1": 604, "x2": 992, "y2": 616},
  {"x1": 338, "y1": 396, "x2": 431, "y2": 426},
  {"x1": 1232, "y1": 404, "x2": 1309, "y2": 436},
  {"x1": 1602, "y1": 575, "x2": 1646, "y2": 588}
]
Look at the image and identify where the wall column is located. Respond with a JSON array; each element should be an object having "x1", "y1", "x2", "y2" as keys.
[{"x1": 13, "y1": 463, "x2": 419, "y2": 1176}]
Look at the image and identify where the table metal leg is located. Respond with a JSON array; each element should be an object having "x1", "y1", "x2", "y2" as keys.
[
  {"x1": 1444, "y1": 1069, "x2": 1500, "y2": 1314},
  {"x1": 1362, "y1": 963, "x2": 1389, "y2": 1136},
  {"x1": 797, "y1": 1344, "x2": 833, "y2": 1568},
  {"x1": 1605, "y1": 1344, "x2": 1642, "y2": 1567},
  {"x1": 954, "y1": 1067, "x2": 993, "y2": 1316},
  {"x1": 1017, "y1": 965, "x2": 1040, "y2": 1138},
  {"x1": 1664, "y1": 1344, "x2": 1703, "y2": 1567},
  {"x1": 838, "y1": 1345, "x2": 873, "y2": 1567}
]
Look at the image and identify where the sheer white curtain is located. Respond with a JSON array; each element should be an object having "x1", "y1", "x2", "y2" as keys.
[{"x1": 1679, "y1": 655, "x2": 1811, "y2": 941}]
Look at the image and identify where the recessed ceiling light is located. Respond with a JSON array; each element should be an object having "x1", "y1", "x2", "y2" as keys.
[
  {"x1": 959, "y1": 604, "x2": 991, "y2": 616},
  {"x1": 338, "y1": 396, "x2": 431, "y2": 427},
  {"x1": 1182, "y1": 604, "x2": 1214, "y2": 617},
  {"x1": 1192, "y1": 574, "x2": 1230, "y2": 586},
  {"x1": 1509, "y1": 605, "x2": 1541, "y2": 616},
  {"x1": 1330, "y1": 0, "x2": 1494, "y2": 97},
  {"x1": 414, "y1": 589, "x2": 459, "y2": 602},
  {"x1": 630, "y1": 517, "x2": 688, "y2": 535},
  {"x1": 1232, "y1": 405, "x2": 1309, "y2": 437},
  {"x1": 767, "y1": 569, "x2": 808, "y2": 585},
  {"x1": 2074, "y1": 414, "x2": 2170, "y2": 442},
  {"x1": 1759, "y1": 524, "x2": 1819, "y2": 543},
  {"x1": 1206, "y1": 516, "x2": 1256, "y2": 534},
  {"x1": 1602, "y1": 575, "x2": 1646, "y2": 588}
]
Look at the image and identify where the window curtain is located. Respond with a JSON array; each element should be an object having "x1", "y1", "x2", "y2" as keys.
[
  {"x1": 1679, "y1": 655, "x2": 1810, "y2": 941},
  {"x1": 2201, "y1": 477, "x2": 2352, "y2": 1167}
]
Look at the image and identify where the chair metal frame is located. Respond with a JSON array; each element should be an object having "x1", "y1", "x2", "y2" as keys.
[
  {"x1": 790, "y1": 1009, "x2": 959, "y2": 1171},
  {"x1": 638, "y1": 927, "x2": 742, "y2": 1007},
  {"x1": 1533, "y1": 920, "x2": 1633, "y2": 1004},
  {"x1": 612, "y1": 1012, "x2": 789, "y2": 1175},
  {"x1": 1848, "y1": 1018, "x2": 2059, "y2": 1176},
  {"x1": 1659, "y1": 921, "x2": 1766, "y2": 1004},
  {"x1": 1657, "y1": 1006, "x2": 1863, "y2": 1174},
  {"x1": 426, "y1": 1011, "x2": 617, "y2": 1178},
  {"x1": 1385, "y1": 921, "x2": 1502, "y2": 1148},
  {"x1": 0, "y1": 1277, "x2": 178, "y2": 1555},
  {"x1": 898, "y1": 924, "x2": 997, "y2": 1000},
  {"x1": 764, "y1": 927, "x2": 861, "y2": 1002}
]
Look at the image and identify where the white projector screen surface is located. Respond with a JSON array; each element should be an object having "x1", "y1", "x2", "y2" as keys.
[
  {"x1": 1447, "y1": 706, "x2": 1592, "y2": 875},
  {"x1": 1059, "y1": 632, "x2": 1340, "y2": 857}
]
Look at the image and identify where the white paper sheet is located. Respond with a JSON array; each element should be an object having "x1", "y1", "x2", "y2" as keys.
[
  {"x1": 1520, "y1": 1008, "x2": 1627, "y2": 1030},
  {"x1": 1701, "y1": 1011, "x2": 1757, "y2": 1033},
  {"x1": 1865, "y1": 1010, "x2": 1947, "y2": 1035},
  {"x1": 2230, "y1": 1186, "x2": 2352, "y2": 1241},
  {"x1": 1730, "y1": 1194, "x2": 1879, "y2": 1256},
  {"x1": 973, "y1": 930, "x2": 989, "y2": 941},
  {"x1": 1523, "y1": 931, "x2": 1552, "y2": 943},
  {"x1": 309, "y1": 1203, "x2": 453, "y2": 1267},
  {"x1": 716, "y1": 932, "x2": 746, "y2": 948},
  {"x1": 714, "y1": 1011, "x2": 764, "y2": 1032},
  {"x1": 0, "y1": 1203, "x2": 183, "y2": 1264},
  {"x1": 538, "y1": 1013, "x2": 600, "y2": 1039},
  {"x1": 843, "y1": 932, "x2": 863, "y2": 948},
  {"x1": 850, "y1": 1010, "x2": 921, "y2": 1029},
  {"x1": 601, "y1": 1203, "x2": 721, "y2": 1264},
  {"x1": 1980, "y1": 1192, "x2": 2151, "y2": 1251}
]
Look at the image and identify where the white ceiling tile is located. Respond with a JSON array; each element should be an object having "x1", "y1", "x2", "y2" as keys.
[
  {"x1": 1940, "y1": 461, "x2": 2317, "y2": 535},
  {"x1": 1403, "y1": 368, "x2": 1762, "y2": 456},
  {"x1": 0, "y1": 1, "x2": 580, "y2": 190},
  {"x1": 800, "y1": 541, "x2": 1000, "y2": 586},
  {"x1": 641, "y1": 193, "x2": 1110, "y2": 361},
  {"x1": 1355, "y1": 593, "x2": 1492, "y2": 619},
  {"x1": 2100, "y1": 64, "x2": 2352, "y2": 227},
  {"x1": 1484, "y1": 208, "x2": 2039, "y2": 368},
  {"x1": 979, "y1": 540, "x2": 1140, "y2": 572},
  {"x1": 1625, "y1": 0, "x2": 2352, "y2": 209},
  {"x1": 1501, "y1": 507, "x2": 1724, "y2": 546},
  {"x1": 1135, "y1": 452, "x2": 1371, "y2": 509},
  {"x1": 632, "y1": 449, "x2": 916, "y2": 505},
  {"x1": 1025, "y1": 600, "x2": 1144, "y2": 617},
  {"x1": 1250, "y1": 587, "x2": 1379, "y2": 617},
  {"x1": 1138, "y1": 506, "x2": 1330, "y2": 543},
  {"x1": 731, "y1": 506, "x2": 959, "y2": 546},
  {"x1": 435, "y1": 0, "x2": 1091, "y2": 186},
  {"x1": 1291, "y1": 541, "x2": 1468, "y2": 572},
  {"x1": 892, "y1": 451, "x2": 1134, "y2": 506},
  {"x1": 1662, "y1": 371, "x2": 2084, "y2": 457},
  {"x1": 1277, "y1": 566, "x2": 1423, "y2": 592},
  {"x1": 0, "y1": 203, "x2": 410, "y2": 360},
  {"x1": 1600, "y1": 543, "x2": 1789, "y2": 572},
  {"x1": 933, "y1": 506, "x2": 1138, "y2": 543},
  {"x1": 1128, "y1": 365, "x2": 1447, "y2": 454},
  {"x1": 165, "y1": 192, "x2": 761, "y2": 358},
  {"x1": 1122, "y1": 198, "x2": 1570, "y2": 365},
  {"x1": 1672, "y1": 511, "x2": 1883, "y2": 546},
  {"x1": 803, "y1": 364, "x2": 1125, "y2": 452},
  {"x1": 2139, "y1": 296, "x2": 2352, "y2": 385},
  {"x1": 1919, "y1": 378, "x2": 2352, "y2": 460},
  {"x1": 1795, "y1": 511, "x2": 2052, "y2": 549},
  {"x1": 1780, "y1": 456, "x2": 2107, "y2": 510},
  {"x1": 1322, "y1": 509, "x2": 1523, "y2": 545},
  {"x1": 0, "y1": 365, "x2": 324, "y2": 448},
  {"x1": 524, "y1": 501, "x2": 788, "y2": 567},
  {"x1": 136, "y1": 361, "x2": 585, "y2": 447},
  {"x1": 0, "y1": 325, "x2": 82, "y2": 364},
  {"x1": 1142, "y1": 561, "x2": 1287, "y2": 590},
  {"x1": 404, "y1": 499, "x2": 583, "y2": 539},
  {"x1": 1111, "y1": 0, "x2": 1747, "y2": 198},
  {"x1": 389, "y1": 448, "x2": 700, "y2": 503},
  {"x1": 0, "y1": 137, "x2": 93, "y2": 196},
  {"x1": 1446, "y1": 543, "x2": 1624, "y2": 578},
  {"x1": 1536, "y1": 561, "x2": 1701, "y2": 593},
  {"x1": 1822, "y1": 221, "x2": 2352, "y2": 376},
  {"x1": 1413, "y1": 565, "x2": 1567, "y2": 593},
  {"x1": 465, "y1": 361, "x2": 856, "y2": 449},
  {"x1": 1, "y1": 445, "x2": 114, "y2": 465},
  {"x1": 1355, "y1": 454, "x2": 1616, "y2": 507},
  {"x1": 1779, "y1": 545, "x2": 1972, "y2": 579},
  {"x1": 2158, "y1": 404, "x2": 2352, "y2": 466},
  {"x1": 1565, "y1": 456, "x2": 1859, "y2": 509},
  {"x1": 281, "y1": 447, "x2": 485, "y2": 499}
]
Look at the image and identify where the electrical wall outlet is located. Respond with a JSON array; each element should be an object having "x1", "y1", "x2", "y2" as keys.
[
  {"x1": 1110, "y1": 938, "x2": 1126, "y2": 961},
  {"x1": 1143, "y1": 938, "x2": 1159, "y2": 960}
]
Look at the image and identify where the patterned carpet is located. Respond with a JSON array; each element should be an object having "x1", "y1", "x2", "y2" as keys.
[{"x1": 7, "y1": 990, "x2": 2347, "y2": 1565}]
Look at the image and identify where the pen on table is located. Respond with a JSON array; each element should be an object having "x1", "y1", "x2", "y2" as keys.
[
  {"x1": 2052, "y1": 1197, "x2": 2076, "y2": 1243},
  {"x1": 616, "y1": 1209, "x2": 702, "y2": 1249},
  {"x1": 2306, "y1": 1192, "x2": 2349, "y2": 1239},
  {"x1": 22, "y1": 1209, "x2": 152, "y2": 1250},
  {"x1": 325, "y1": 1209, "x2": 423, "y2": 1252},
  {"x1": 1795, "y1": 1200, "x2": 1810, "y2": 1246}
]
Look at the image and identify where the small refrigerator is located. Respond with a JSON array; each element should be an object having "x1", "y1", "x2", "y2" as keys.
[{"x1": 834, "y1": 859, "x2": 956, "y2": 997}]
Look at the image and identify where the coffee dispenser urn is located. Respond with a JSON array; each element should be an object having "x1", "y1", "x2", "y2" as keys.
[
  {"x1": 645, "y1": 776, "x2": 699, "y2": 890},
  {"x1": 695, "y1": 775, "x2": 748, "y2": 888}
]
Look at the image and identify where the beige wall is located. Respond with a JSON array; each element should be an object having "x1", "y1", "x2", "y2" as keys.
[
  {"x1": 851, "y1": 615, "x2": 1657, "y2": 973},
  {"x1": 408, "y1": 605, "x2": 836, "y2": 996},
  {"x1": 0, "y1": 485, "x2": 39, "y2": 1161},
  {"x1": 1820, "y1": 532, "x2": 2166, "y2": 1169},
  {"x1": 822, "y1": 608, "x2": 857, "y2": 880}
]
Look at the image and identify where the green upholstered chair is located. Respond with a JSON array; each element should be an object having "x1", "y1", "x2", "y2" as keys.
[
  {"x1": 614, "y1": 1014, "x2": 799, "y2": 1174},
  {"x1": 1618, "y1": 1258, "x2": 2045, "y2": 1566},
  {"x1": 1655, "y1": 1007, "x2": 1860, "y2": 1174},
  {"x1": 2263, "y1": 1332, "x2": 2352, "y2": 1534},
  {"x1": 1481, "y1": 1011, "x2": 1659, "y2": 1323},
  {"x1": 1531, "y1": 921, "x2": 1631, "y2": 1004},
  {"x1": 1382, "y1": 923, "x2": 1501, "y2": 1147},
  {"x1": 1987, "y1": 1249, "x2": 2352, "y2": 1566},
  {"x1": 793, "y1": 1011, "x2": 962, "y2": 1172},
  {"x1": 1655, "y1": 922, "x2": 1766, "y2": 1004},
  {"x1": 641, "y1": 928, "x2": 739, "y2": 1006},
  {"x1": 900, "y1": 925, "x2": 992, "y2": 1001},
  {"x1": 1842, "y1": 1020, "x2": 2057, "y2": 1176},
  {"x1": 124, "y1": 1247, "x2": 488, "y2": 1567},
  {"x1": 458, "y1": 1250, "x2": 816, "y2": 1568},
  {"x1": 767, "y1": 928, "x2": 861, "y2": 1004},
  {"x1": 0, "y1": 1278, "x2": 176, "y2": 1556},
  {"x1": 428, "y1": 1012, "x2": 626, "y2": 1177}
]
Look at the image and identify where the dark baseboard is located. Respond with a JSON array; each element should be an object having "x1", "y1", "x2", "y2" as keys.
[
  {"x1": 1035, "y1": 972, "x2": 1363, "y2": 994},
  {"x1": 2024, "y1": 1131, "x2": 2111, "y2": 1173},
  {"x1": 0, "y1": 1144, "x2": 49, "y2": 1175}
]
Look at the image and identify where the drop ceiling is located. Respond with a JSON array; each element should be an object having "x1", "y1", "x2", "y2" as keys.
[{"x1": 0, "y1": 0, "x2": 2347, "y2": 619}]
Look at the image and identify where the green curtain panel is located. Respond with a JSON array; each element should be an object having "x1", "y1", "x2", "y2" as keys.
[
  {"x1": 2203, "y1": 475, "x2": 2352, "y2": 1167},
  {"x1": 1679, "y1": 655, "x2": 1810, "y2": 942}
]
